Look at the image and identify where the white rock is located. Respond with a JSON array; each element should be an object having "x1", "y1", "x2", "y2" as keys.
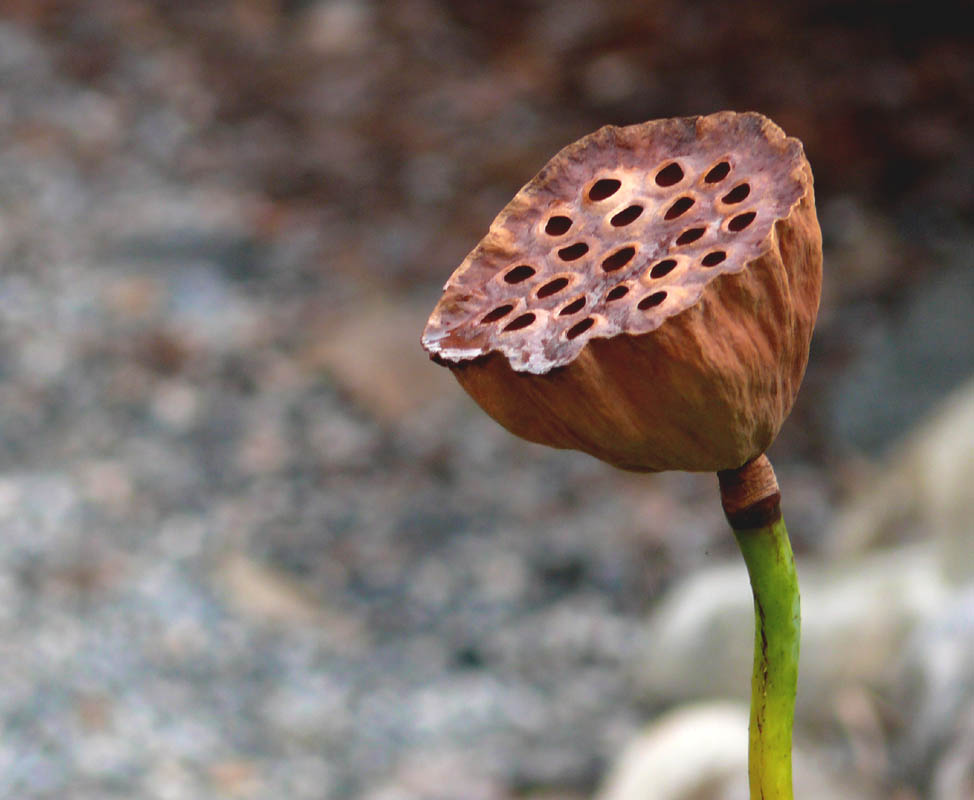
[
  {"x1": 894, "y1": 586, "x2": 974, "y2": 789},
  {"x1": 595, "y1": 702, "x2": 748, "y2": 800},
  {"x1": 596, "y1": 702, "x2": 879, "y2": 800},
  {"x1": 636, "y1": 543, "x2": 952, "y2": 724}
]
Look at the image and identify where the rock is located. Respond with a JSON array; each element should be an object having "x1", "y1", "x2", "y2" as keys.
[
  {"x1": 596, "y1": 701, "x2": 877, "y2": 800},
  {"x1": 829, "y1": 375, "x2": 974, "y2": 580},
  {"x1": 636, "y1": 543, "x2": 952, "y2": 726},
  {"x1": 362, "y1": 748, "x2": 505, "y2": 800},
  {"x1": 930, "y1": 701, "x2": 974, "y2": 800},
  {"x1": 206, "y1": 760, "x2": 262, "y2": 797},
  {"x1": 595, "y1": 702, "x2": 748, "y2": 800},
  {"x1": 215, "y1": 553, "x2": 326, "y2": 625},
  {"x1": 892, "y1": 586, "x2": 974, "y2": 795}
]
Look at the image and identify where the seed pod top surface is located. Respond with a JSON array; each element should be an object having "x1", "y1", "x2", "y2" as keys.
[{"x1": 421, "y1": 111, "x2": 822, "y2": 472}]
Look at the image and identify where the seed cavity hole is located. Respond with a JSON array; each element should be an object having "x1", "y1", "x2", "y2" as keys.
[
  {"x1": 722, "y1": 183, "x2": 750, "y2": 204},
  {"x1": 601, "y1": 246, "x2": 636, "y2": 272},
  {"x1": 728, "y1": 212, "x2": 756, "y2": 232},
  {"x1": 675, "y1": 227, "x2": 705, "y2": 245},
  {"x1": 558, "y1": 242, "x2": 589, "y2": 261},
  {"x1": 588, "y1": 178, "x2": 621, "y2": 202},
  {"x1": 559, "y1": 297, "x2": 586, "y2": 316},
  {"x1": 664, "y1": 196, "x2": 695, "y2": 220},
  {"x1": 544, "y1": 215, "x2": 573, "y2": 236},
  {"x1": 481, "y1": 304, "x2": 514, "y2": 324},
  {"x1": 536, "y1": 277, "x2": 570, "y2": 298},
  {"x1": 655, "y1": 162, "x2": 684, "y2": 187},
  {"x1": 605, "y1": 285, "x2": 629, "y2": 302},
  {"x1": 637, "y1": 291, "x2": 667, "y2": 310},
  {"x1": 704, "y1": 161, "x2": 731, "y2": 183},
  {"x1": 503, "y1": 313, "x2": 536, "y2": 332},
  {"x1": 701, "y1": 251, "x2": 726, "y2": 267},
  {"x1": 650, "y1": 258, "x2": 677, "y2": 279},
  {"x1": 566, "y1": 318, "x2": 595, "y2": 339},
  {"x1": 504, "y1": 265, "x2": 536, "y2": 284},
  {"x1": 610, "y1": 204, "x2": 643, "y2": 227}
]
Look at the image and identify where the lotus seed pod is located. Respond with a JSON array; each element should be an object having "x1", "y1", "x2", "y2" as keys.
[{"x1": 422, "y1": 111, "x2": 822, "y2": 472}]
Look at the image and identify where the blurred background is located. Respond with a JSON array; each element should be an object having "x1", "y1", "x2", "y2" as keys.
[{"x1": 0, "y1": 1, "x2": 972, "y2": 798}]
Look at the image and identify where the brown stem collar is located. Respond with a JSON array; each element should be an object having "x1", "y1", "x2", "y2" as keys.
[{"x1": 718, "y1": 453, "x2": 782, "y2": 529}]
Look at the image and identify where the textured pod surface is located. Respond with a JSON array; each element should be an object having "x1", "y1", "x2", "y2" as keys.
[{"x1": 422, "y1": 111, "x2": 822, "y2": 472}]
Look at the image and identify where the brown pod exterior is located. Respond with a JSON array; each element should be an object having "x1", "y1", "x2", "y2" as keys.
[{"x1": 421, "y1": 111, "x2": 822, "y2": 472}]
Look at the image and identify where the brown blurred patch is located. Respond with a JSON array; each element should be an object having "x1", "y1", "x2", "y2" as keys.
[{"x1": 302, "y1": 296, "x2": 457, "y2": 425}]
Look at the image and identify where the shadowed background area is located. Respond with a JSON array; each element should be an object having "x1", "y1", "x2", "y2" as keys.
[{"x1": 0, "y1": 2, "x2": 971, "y2": 798}]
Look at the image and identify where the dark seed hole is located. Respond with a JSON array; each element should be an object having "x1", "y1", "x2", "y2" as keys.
[
  {"x1": 637, "y1": 291, "x2": 667, "y2": 310},
  {"x1": 558, "y1": 242, "x2": 589, "y2": 261},
  {"x1": 481, "y1": 304, "x2": 514, "y2": 323},
  {"x1": 728, "y1": 212, "x2": 756, "y2": 232},
  {"x1": 701, "y1": 251, "x2": 726, "y2": 267},
  {"x1": 664, "y1": 196, "x2": 695, "y2": 220},
  {"x1": 537, "y1": 277, "x2": 570, "y2": 298},
  {"x1": 503, "y1": 313, "x2": 536, "y2": 332},
  {"x1": 544, "y1": 215, "x2": 573, "y2": 236},
  {"x1": 605, "y1": 285, "x2": 629, "y2": 301},
  {"x1": 588, "y1": 178, "x2": 621, "y2": 201},
  {"x1": 704, "y1": 161, "x2": 731, "y2": 183},
  {"x1": 655, "y1": 162, "x2": 684, "y2": 187},
  {"x1": 650, "y1": 259, "x2": 677, "y2": 279},
  {"x1": 610, "y1": 204, "x2": 643, "y2": 227},
  {"x1": 722, "y1": 183, "x2": 750, "y2": 204},
  {"x1": 504, "y1": 264, "x2": 536, "y2": 283},
  {"x1": 559, "y1": 297, "x2": 586, "y2": 316},
  {"x1": 675, "y1": 227, "x2": 705, "y2": 245},
  {"x1": 601, "y1": 246, "x2": 636, "y2": 272},
  {"x1": 566, "y1": 317, "x2": 595, "y2": 339}
]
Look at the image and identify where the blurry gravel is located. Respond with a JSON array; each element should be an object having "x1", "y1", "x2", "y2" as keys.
[
  {"x1": 0, "y1": 4, "x2": 971, "y2": 799},
  {"x1": 0, "y1": 20, "x2": 683, "y2": 797}
]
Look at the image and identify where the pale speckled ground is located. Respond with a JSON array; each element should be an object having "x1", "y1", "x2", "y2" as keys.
[{"x1": 0, "y1": 4, "x2": 972, "y2": 798}]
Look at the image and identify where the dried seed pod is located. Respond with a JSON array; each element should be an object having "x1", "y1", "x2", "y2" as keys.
[{"x1": 422, "y1": 111, "x2": 822, "y2": 472}]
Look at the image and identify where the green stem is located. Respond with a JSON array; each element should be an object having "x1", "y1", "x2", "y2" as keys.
[
  {"x1": 718, "y1": 454, "x2": 800, "y2": 800},
  {"x1": 733, "y1": 514, "x2": 800, "y2": 800}
]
